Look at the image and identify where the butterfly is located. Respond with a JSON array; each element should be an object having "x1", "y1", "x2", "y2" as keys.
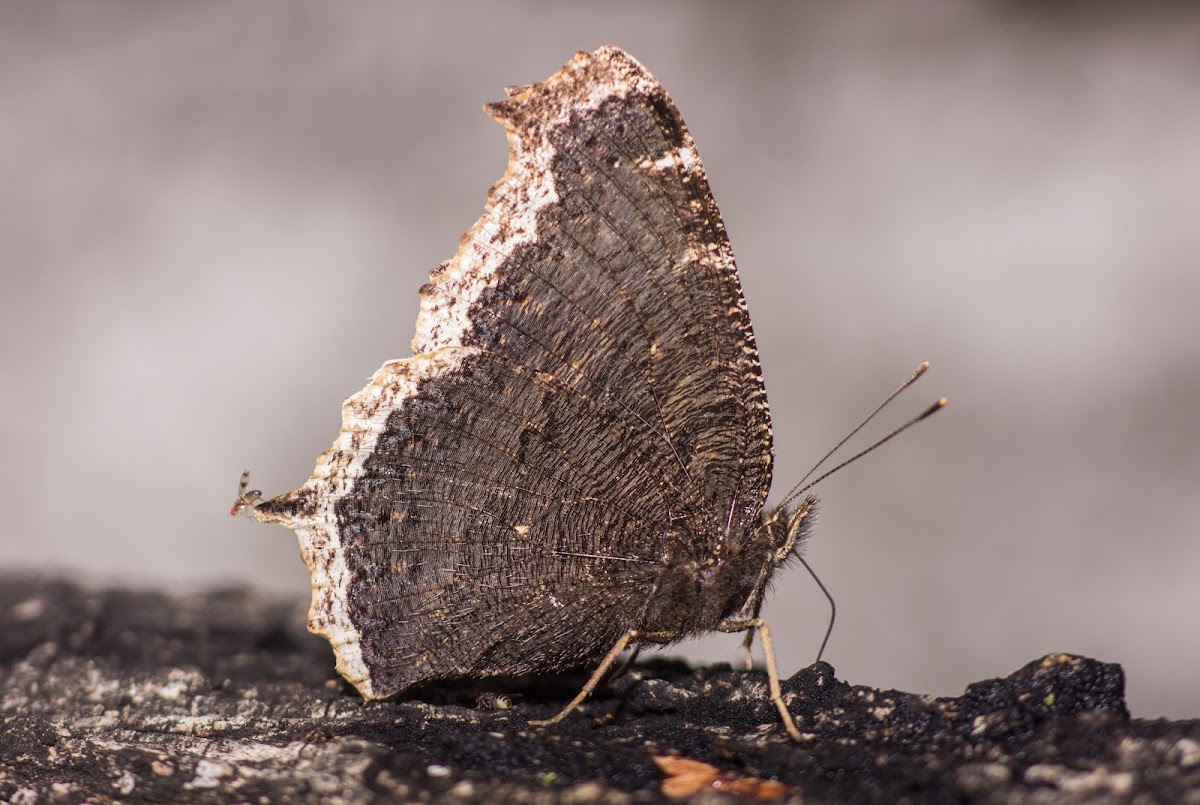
[{"x1": 234, "y1": 45, "x2": 941, "y2": 741}]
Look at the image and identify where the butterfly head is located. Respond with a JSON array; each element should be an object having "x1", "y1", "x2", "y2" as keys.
[
  {"x1": 756, "y1": 493, "x2": 819, "y2": 567},
  {"x1": 708, "y1": 494, "x2": 820, "y2": 629}
]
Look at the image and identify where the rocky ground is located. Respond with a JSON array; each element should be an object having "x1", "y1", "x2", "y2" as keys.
[{"x1": 2, "y1": 577, "x2": 1198, "y2": 803}]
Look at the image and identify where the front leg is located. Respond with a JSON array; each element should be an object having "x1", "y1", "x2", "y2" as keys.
[{"x1": 717, "y1": 618, "x2": 803, "y2": 742}]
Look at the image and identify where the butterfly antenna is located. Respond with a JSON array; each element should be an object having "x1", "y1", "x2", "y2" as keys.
[
  {"x1": 781, "y1": 397, "x2": 946, "y2": 510},
  {"x1": 777, "y1": 362, "x2": 944, "y2": 512},
  {"x1": 796, "y1": 552, "x2": 836, "y2": 662}
]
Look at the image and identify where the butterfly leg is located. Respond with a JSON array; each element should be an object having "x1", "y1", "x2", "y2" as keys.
[
  {"x1": 528, "y1": 629, "x2": 639, "y2": 727},
  {"x1": 741, "y1": 630, "x2": 757, "y2": 670},
  {"x1": 739, "y1": 602, "x2": 764, "y2": 670},
  {"x1": 717, "y1": 618, "x2": 803, "y2": 742},
  {"x1": 608, "y1": 644, "x2": 643, "y2": 683}
]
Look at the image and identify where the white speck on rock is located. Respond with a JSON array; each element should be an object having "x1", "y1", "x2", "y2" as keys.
[
  {"x1": 156, "y1": 679, "x2": 190, "y2": 701},
  {"x1": 10, "y1": 789, "x2": 37, "y2": 805},
  {"x1": 115, "y1": 770, "x2": 136, "y2": 795},
  {"x1": 449, "y1": 780, "x2": 475, "y2": 797},
  {"x1": 187, "y1": 759, "x2": 234, "y2": 789},
  {"x1": 1176, "y1": 737, "x2": 1200, "y2": 768},
  {"x1": 1024, "y1": 764, "x2": 1133, "y2": 795},
  {"x1": 11, "y1": 597, "x2": 44, "y2": 621}
]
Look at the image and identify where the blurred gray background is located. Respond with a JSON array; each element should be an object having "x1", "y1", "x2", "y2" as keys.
[{"x1": 4, "y1": 2, "x2": 1198, "y2": 718}]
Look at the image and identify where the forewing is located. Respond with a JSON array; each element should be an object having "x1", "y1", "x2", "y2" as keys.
[
  {"x1": 420, "y1": 46, "x2": 774, "y2": 542},
  {"x1": 254, "y1": 47, "x2": 773, "y2": 698}
]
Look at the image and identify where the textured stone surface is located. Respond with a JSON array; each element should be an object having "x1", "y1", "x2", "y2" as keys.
[{"x1": 2, "y1": 577, "x2": 1198, "y2": 803}]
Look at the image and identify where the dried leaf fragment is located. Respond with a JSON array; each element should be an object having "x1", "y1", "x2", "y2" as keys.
[{"x1": 652, "y1": 754, "x2": 791, "y2": 800}]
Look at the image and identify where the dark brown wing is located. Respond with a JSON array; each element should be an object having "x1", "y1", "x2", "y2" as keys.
[{"x1": 253, "y1": 46, "x2": 773, "y2": 698}]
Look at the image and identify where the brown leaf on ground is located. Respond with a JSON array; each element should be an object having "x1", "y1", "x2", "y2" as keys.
[{"x1": 651, "y1": 754, "x2": 791, "y2": 800}]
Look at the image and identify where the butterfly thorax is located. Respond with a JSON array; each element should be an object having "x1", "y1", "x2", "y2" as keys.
[{"x1": 636, "y1": 494, "x2": 818, "y2": 641}]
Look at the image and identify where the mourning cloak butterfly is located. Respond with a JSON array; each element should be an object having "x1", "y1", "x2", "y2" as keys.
[{"x1": 235, "y1": 45, "x2": 843, "y2": 741}]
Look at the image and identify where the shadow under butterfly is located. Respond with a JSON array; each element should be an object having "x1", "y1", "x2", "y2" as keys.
[{"x1": 232, "y1": 45, "x2": 944, "y2": 742}]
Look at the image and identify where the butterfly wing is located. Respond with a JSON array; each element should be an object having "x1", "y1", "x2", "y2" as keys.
[{"x1": 254, "y1": 47, "x2": 774, "y2": 698}]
